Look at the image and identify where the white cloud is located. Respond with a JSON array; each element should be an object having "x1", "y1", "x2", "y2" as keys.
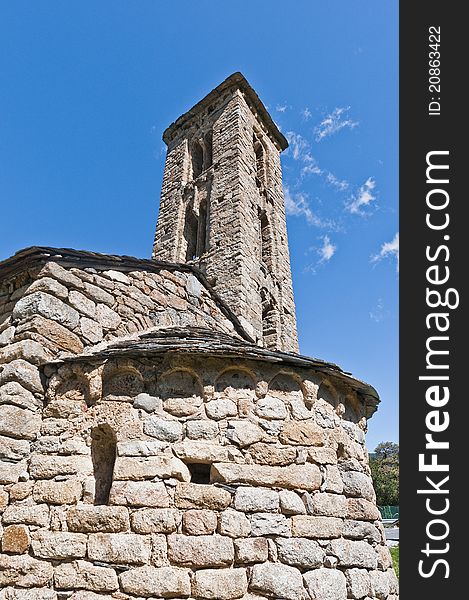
[
  {"x1": 314, "y1": 106, "x2": 358, "y2": 142},
  {"x1": 318, "y1": 235, "x2": 336, "y2": 263},
  {"x1": 369, "y1": 298, "x2": 388, "y2": 322},
  {"x1": 302, "y1": 107, "x2": 312, "y2": 120},
  {"x1": 284, "y1": 186, "x2": 324, "y2": 227},
  {"x1": 347, "y1": 177, "x2": 376, "y2": 214},
  {"x1": 372, "y1": 232, "x2": 399, "y2": 271},
  {"x1": 285, "y1": 131, "x2": 310, "y2": 161},
  {"x1": 325, "y1": 172, "x2": 349, "y2": 191},
  {"x1": 276, "y1": 104, "x2": 288, "y2": 113}
]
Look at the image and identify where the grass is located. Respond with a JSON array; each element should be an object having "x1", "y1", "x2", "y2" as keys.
[{"x1": 390, "y1": 545, "x2": 399, "y2": 578}]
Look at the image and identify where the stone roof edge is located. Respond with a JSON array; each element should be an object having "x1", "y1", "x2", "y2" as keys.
[
  {"x1": 0, "y1": 246, "x2": 255, "y2": 344},
  {"x1": 162, "y1": 72, "x2": 289, "y2": 151}
]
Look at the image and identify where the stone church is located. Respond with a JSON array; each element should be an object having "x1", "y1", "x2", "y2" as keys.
[{"x1": 0, "y1": 73, "x2": 398, "y2": 599}]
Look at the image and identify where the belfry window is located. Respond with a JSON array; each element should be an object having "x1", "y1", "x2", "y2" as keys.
[
  {"x1": 253, "y1": 133, "x2": 266, "y2": 187},
  {"x1": 191, "y1": 140, "x2": 204, "y2": 179},
  {"x1": 260, "y1": 210, "x2": 273, "y2": 272},
  {"x1": 204, "y1": 131, "x2": 213, "y2": 169},
  {"x1": 184, "y1": 204, "x2": 199, "y2": 261}
]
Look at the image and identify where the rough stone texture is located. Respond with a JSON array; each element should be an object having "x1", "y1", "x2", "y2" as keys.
[
  {"x1": 303, "y1": 568, "x2": 347, "y2": 600},
  {"x1": 1, "y1": 525, "x2": 31, "y2": 554},
  {"x1": 119, "y1": 565, "x2": 191, "y2": 598},
  {"x1": 192, "y1": 568, "x2": 248, "y2": 600},
  {"x1": 167, "y1": 534, "x2": 234, "y2": 568},
  {"x1": 0, "y1": 74, "x2": 394, "y2": 599},
  {"x1": 249, "y1": 562, "x2": 304, "y2": 600}
]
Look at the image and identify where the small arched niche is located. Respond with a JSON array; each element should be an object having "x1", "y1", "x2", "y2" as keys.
[
  {"x1": 91, "y1": 424, "x2": 116, "y2": 505},
  {"x1": 191, "y1": 140, "x2": 204, "y2": 179},
  {"x1": 158, "y1": 369, "x2": 204, "y2": 416},
  {"x1": 317, "y1": 380, "x2": 339, "y2": 410},
  {"x1": 268, "y1": 373, "x2": 304, "y2": 400},
  {"x1": 102, "y1": 367, "x2": 144, "y2": 401},
  {"x1": 215, "y1": 368, "x2": 255, "y2": 400}
]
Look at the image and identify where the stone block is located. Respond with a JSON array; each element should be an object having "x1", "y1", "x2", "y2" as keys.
[
  {"x1": 218, "y1": 509, "x2": 251, "y2": 538},
  {"x1": 279, "y1": 490, "x2": 306, "y2": 515},
  {"x1": 119, "y1": 565, "x2": 191, "y2": 598},
  {"x1": 249, "y1": 562, "x2": 304, "y2": 600},
  {"x1": 0, "y1": 360, "x2": 42, "y2": 394},
  {"x1": 174, "y1": 483, "x2": 232, "y2": 510},
  {"x1": 109, "y1": 480, "x2": 170, "y2": 507},
  {"x1": 131, "y1": 508, "x2": 180, "y2": 534},
  {"x1": 143, "y1": 418, "x2": 183, "y2": 442},
  {"x1": 345, "y1": 568, "x2": 372, "y2": 599},
  {"x1": 276, "y1": 538, "x2": 324, "y2": 569},
  {"x1": 225, "y1": 421, "x2": 265, "y2": 447},
  {"x1": 31, "y1": 531, "x2": 87, "y2": 559},
  {"x1": 29, "y1": 456, "x2": 92, "y2": 479},
  {"x1": 182, "y1": 509, "x2": 218, "y2": 535},
  {"x1": 66, "y1": 505, "x2": 129, "y2": 533},
  {"x1": 303, "y1": 567, "x2": 347, "y2": 600},
  {"x1": 167, "y1": 534, "x2": 234, "y2": 568},
  {"x1": 0, "y1": 554, "x2": 53, "y2": 588},
  {"x1": 88, "y1": 533, "x2": 151, "y2": 565},
  {"x1": 0, "y1": 405, "x2": 41, "y2": 440},
  {"x1": 234, "y1": 537, "x2": 268, "y2": 564},
  {"x1": 211, "y1": 462, "x2": 321, "y2": 491},
  {"x1": 346, "y1": 497, "x2": 381, "y2": 521},
  {"x1": 255, "y1": 396, "x2": 287, "y2": 420},
  {"x1": 343, "y1": 519, "x2": 382, "y2": 543},
  {"x1": 2, "y1": 504, "x2": 49, "y2": 527},
  {"x1": 113, "y1": 456, "x2": 190, "y2": 481},
  {"x1": 0, "y1": 436, "x2": 30, "y2": 461},
  {"x1": 328, "y1": 538, "x2": 378, "y2": 569},
  {"x1": 0, "y1": 382, "x2": 40, "y2": 411},
  {"x1": 279, "y1": 421, "x2": 324, "y2": 446},
  {"x1": 1, "y1": 525, "x2": 31, "y2": 554},
  {"x1": 250, "y1": 513, "x2": 291, "y2": 537},
  {"x1": 291, "y1": 515, "x2": 343, "y2": 539},
  {"x1": 192, "y1": 568, "x2": 248, "y2": 600},
  {"x1": 309, "y1": 492, "x2": 347, "y2": 517},
  {"x1": 32, "y1": 479, "x2": 83, "y2": 505},
  {"x1": 54, "y1": 560, "x2": 118, "y2": 592},
  {"x1": 248, "y1": 442, "x2": 296, "y2": 466},
  {"x1": 205, "y1": 399, "x2": 238, "y2": 420},
  {"x1": 13, "y1": 292, "x2": 79, "y2": 329},
  {"x1": 342, "y1": 471, "x2": 375, "y2": 501},
  {"x1": 186, "y1": 419, "x2": 219, "y2": 440},
  {"x1": 234, "y1": 487, "x2": 279, "y2": 512}
]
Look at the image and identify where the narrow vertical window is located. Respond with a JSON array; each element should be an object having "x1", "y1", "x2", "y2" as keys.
[
  {"x1": 197, "y1": 199, "x2": 207, "y2": 257},
  {"x1": 260, "y1": 210, "x2": 273, "y2": 271},
  {"x1": 191, "y1": 140, "x2": 204, "y2": 179},
  {"x1": 253, "y1": 133, "x2": 266, "y2": 187},
  {"x1": 184, "y1": 204, "x2": 199, "y2": 261},
  {"x1": 204, "y1": 131, "x2": 213, "y2": 169},
  {"x1": 261, "y1": 289, "x2": 278, "y2": 349},
  {"x1": 91, "y1": 424, "x2": 116, "y2": 505}
]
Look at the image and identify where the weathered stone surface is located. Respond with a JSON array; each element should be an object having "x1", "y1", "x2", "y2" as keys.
[
  {"x1": 79, "y1": 317, "x2": 103, "y2": 343},
  {"x1": 0, "y1": 587, "x2": 57, "y2": 599},
  {"x1": 43, "y1": 398, "x2": 84, "y2": 419},
  {"x1": 347, "y1": 497, "x2": 381, "y2": 521},
  {"x1": 119, "y1": 565, "x2": 191, "y2": 598},
  {"x1": 249, "y1": 562, "x2": 304, "y2": 600},
  {"x1": 164, "y1": 396, "x2": 203, "y2": 417},
  {"x1": 0, "y1": 325, "x2": 15, "y2": 347},
  {"x1": 250, "y1": 513, "x2": 290, "y2": 537},
  {"x1": 370, "y1": 569, "x2": 391, "y2": 599},
  {"x1": 133, "y1": 393, "x2": 161, "y2": 412},
  {"x1": 175, "y1": 483, "x2": 232, "y2": 510},
  {"x1": 54, "y1": 560, "x2": 118, "y2": 592},
  {"x1": 226, "y1": 421, "x2": 265, "y2": 447},
  {"x1": 109, "y1": 480, "x2": 169, "y2": 507},
  {"x1": 255, "y1": 396, "x2": 287, "y2": 420},
  {"x1": 88, "y1": 533, "x2": 151, "y2": 565},
  {"x1": 205, "y1": 399, "x2": 238, "y2": 420},
  {"x1": 131, "y1": 508, "x2": 180, "y2": 534},
  {"x1": 2, "y1": 504, "x2": 49, "y2": 527},
  {"x1": 192, "y1": 568, "x2": 248, "y2": 600},
  {"x1": 113, "y1": 456, "x2": 190, "y2": 481},
  {"x1": 143, "y1": 417, "x2": 183, "y2": 442},
  {"x1": 186, "y1": 419, "x2": 219, "y2": 440},
  {"x1": 68, "y1": 290, "x2": 96, "y2": 318},
  {"x1": 83, "y1": 283, "x2": 114, "y2": 307},
  {"x1": 173, "y1": 440, "x2": 242, "y2": 464},
  {"x1": 27, "y1": 276, "x2": 69, "y2": 299},
  {"x1": 309, "y1": 492, "x2": 347, "y2": 517},
  {"x1": 182, "y1": 509, "x2": 217, "y2": 535},
  {"x1": 0, "y1": 340, "x2": 52, "y2": 367},
  {"x1": 0, "y1": 382, "x2": 40, "y2": 411},
  {"x1": 32, "y1": 479, "x2": 82, "y2": 505},
  {"x1": 219, "y1": 509, "x2": 251, "y2": 538},
  {"x1": 248, "y1": 442, "x2": 296, "y2": 466},
  {"x1": 0, "y1": 436, "x2": 30, "y2": 461},
  {"x1": 211, "y1": 462, "x2": 321, "y2": 491},
  {"x1": 31, "y1": 531, "x2": 87, "y2": 559},
  {"x1": 280, "y1": 421, "x2": 324, "y2": 446},
  {"x1": 29, "y1": 456, "x2": 92, "y2": 479},
  {"x1": 0, "y1": 461, "x2": 27, "y2": 485},
  {"x1": 291, "y1": 515, "x2": 343, "y2": 539},
  {"x1": 342, "y1": 471, "x2": 375, "y2": 501},
  {"x1": 0, "y1": 360, "x2": 42, "y2": 394},
  {"x1": 234, "y1": 487, "x2": 279, "y2": 513},
  {"x1": 345, "y1": 568, "x2": 371, "y2": 599},
  {"x1": 95, "y1": 303, "x2": 121, "y2": 329},
  {"x1": 0, "y1": 554, "x2": 53, "y2": 587},
  {"x1": 13, "y1": 292, "x2": 79, "y2": 329},
  {"x1": 303, "y1": 567, "x2": 347, "y2": 600},
  {"x1": 38, "y1": 261, "x2": 83, "y2": 289},
  {"x1": 234, "y1": 537, "x2": 268, "y2": 564},
  {"x1": 307, "y1": 446, "x2": 337, "y2": 464},
  {"x1": 1, "y1": 525, "x2": 31, "y2": 554},
  {"x1": 17, "y1": 316, "x2": 84, "y2": 353},
  {"x1": 167, "y1": 534, "x2": 234, "y2": 568},
  {"x1": 279, "y1": 490, "x2": 306, "y2": 515},
  {"x1": 0, "y1": 405, "x2": 40, "y2": 440},
  {"x1": 328, "y1": 538, "x2": 378, "y2": 569},
  {"x1": 0, "y1": 488, "x2": 8, "y2": 510},
  {"x1": 66, "y1": 505, "x2": 129, "y2": 533},
  {"x1": 116, "y1": 439, "x2": 168, "y2": 456},
  {"x1": 276, "y1": 538, "x2": 324, "y2": 569},
  {"x1": 343, "y1": 519, "x2": 382, "y2": 543},
  {"x1": 323, "y1": 465, "x2": 344, "y2": 494}
]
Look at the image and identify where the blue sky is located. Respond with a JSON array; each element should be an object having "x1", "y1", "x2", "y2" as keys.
[{"x1": 0, "y1": 1, "x2": 398, "y2": 450}]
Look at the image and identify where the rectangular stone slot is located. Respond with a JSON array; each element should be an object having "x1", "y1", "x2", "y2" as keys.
[
  {"x1": 187, "y1": 462, "x2": 211, "y2": 484},
  {"x1": 91, "y1": 424, "x2": 117, "y2": 505}
]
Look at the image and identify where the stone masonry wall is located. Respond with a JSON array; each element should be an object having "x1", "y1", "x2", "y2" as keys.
[
  {"x1": 153, "y1": 76, "x2": 299, "y2": 353},
  {"x1": 0, "y1": 350, "x2": 397, "y2": 599}
]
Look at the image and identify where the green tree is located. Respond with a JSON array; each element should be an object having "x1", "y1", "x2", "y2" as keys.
[{"x1": 370, "y1": 441, "x2": 399, "y2": 506}]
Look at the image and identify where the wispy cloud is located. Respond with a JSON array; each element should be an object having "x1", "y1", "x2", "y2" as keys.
[
  {"x1": 325, "y1": 172, "x2": 349, "y2": 191},
  {"x1": 284, "y1": 186, "x2": 324, "y2": 227},
  {"x1": 372, "y1": 232, "x2": 399, "y2": 271},
  {"x1": 314, "y1": 107, "x2": 358, "y2": 142},
  {"x1": 285, "y1": 131, "x2": 312, "y2": 162},
  {"x1": 346, "y1": 177, "x2": 376, "y2": 215},
  {"x1": 276, "y1": 104, "x2": 288, "y2": 113},
  {"x1": 369, "y1": 298, "x2": 390, "y2": 322},
  {"x1": 302, "y1": 107, "x2": 312, "y2": 120},
  {"x1": 318, "y1": 235, "x2": 336, "y2": 263}
]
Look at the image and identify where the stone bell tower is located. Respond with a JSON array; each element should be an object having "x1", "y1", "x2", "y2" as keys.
[{"x1": 152, "y1": 72, "x2": 298, "y2": 353}]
